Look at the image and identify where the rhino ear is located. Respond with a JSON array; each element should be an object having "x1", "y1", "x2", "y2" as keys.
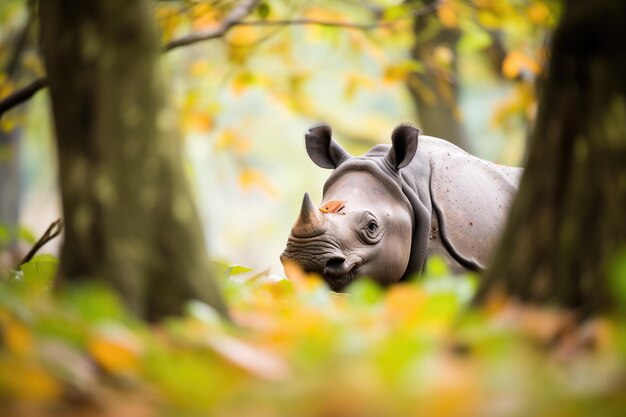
[
  {"x1": 386, "y1": 124, "x2": 419, "y2": 170},
  {"x1": 305, "y1": 124, "x2": 350, "y2": 169}
]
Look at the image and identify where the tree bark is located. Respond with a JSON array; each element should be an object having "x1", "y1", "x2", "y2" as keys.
[
  {"x1": 39, "y1": 0, "x2": 227, "y2": 320},
  {"x1": 477, "y1": 0, "x2": 626, "y2": 317}
]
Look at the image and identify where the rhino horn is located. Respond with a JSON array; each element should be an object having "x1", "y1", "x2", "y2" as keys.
[{"x1": 291, "y1": 192, "x2": 326, "y2": 237}]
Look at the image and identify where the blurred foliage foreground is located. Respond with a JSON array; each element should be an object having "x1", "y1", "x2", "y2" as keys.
[{"x1": 1, "y1": 255, "x2": 626, "y2": 417}]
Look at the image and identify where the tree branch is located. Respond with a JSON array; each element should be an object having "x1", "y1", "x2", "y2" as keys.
[
  {"x1": 0, "y1": 0, "x2": 440, "y2": 116},
  {"x1": 0, "y1": 77, "x2": 48, "y2": 117},
  {"x1": 164, "y1": 0, "x2": 441, "y2": 51},
  {"x1": 163, "y1": 0, "x2": 260, "y2": 52}
]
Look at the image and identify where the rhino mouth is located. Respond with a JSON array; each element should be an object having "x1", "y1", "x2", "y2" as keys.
[
  {"x1": 322, "y1": 268, "x2": 359, "y2": 292},
  {"x1": 323, "y1": 269, "x2": 358, "y2": 292}
]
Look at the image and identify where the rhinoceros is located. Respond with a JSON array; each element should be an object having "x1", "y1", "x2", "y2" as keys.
[{"x1": 280, "y1": 124, "x2": 522, "y2": 291}]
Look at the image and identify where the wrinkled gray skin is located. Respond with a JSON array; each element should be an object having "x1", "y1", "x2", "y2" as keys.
[{"x1": 280, "y1": 124, "x2": 521, "y2": 291}]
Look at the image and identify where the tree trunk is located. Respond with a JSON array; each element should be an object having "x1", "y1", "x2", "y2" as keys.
[
  {"x1": 0, "y1": 128, "x2": 22, "y2": 250},
  {"x1": 477, "y1": 0, "x2": 626, "y2": 317},
  {"x1": 39, "y1": 0, "x2": 227, "y2": 320},
  {"x1": 407, "y1": 0, "x2": 470, "y2": 151}
]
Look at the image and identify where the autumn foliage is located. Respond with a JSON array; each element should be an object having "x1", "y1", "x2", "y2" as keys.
[{"x1": 1, "y1": 257, "x2": 626, "y2": 416}]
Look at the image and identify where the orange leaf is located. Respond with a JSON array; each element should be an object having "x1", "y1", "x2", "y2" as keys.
[
  {"x1": 88, "y1": 324, "x2": 143, "y2": 374},
  {"x1": 3, "y1": 319, "x2": 33, "y2": 356},
  {"x1": 502, "y1": 50, "x2": 541, "y2": 79},
  {"x1": 319, "y1": 200, "x2": 346, "y2": 214},
  {"x1": 437, "y1": 1, "x2": 459, "y2": 28}
]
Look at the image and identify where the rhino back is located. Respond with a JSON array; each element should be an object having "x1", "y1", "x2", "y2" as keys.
[{"x1": 414, "y1": 136, "x2": 522, "y2": 269}]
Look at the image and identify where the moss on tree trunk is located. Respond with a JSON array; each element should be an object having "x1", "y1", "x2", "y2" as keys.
[
  {"x1": 39, "y1": 0, "x2": 227, "y2": 320},
  {"x1": 478, "y1": 0, "x2": 626, "y2": 316}
]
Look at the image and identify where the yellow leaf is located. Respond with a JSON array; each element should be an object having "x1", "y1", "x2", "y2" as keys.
[
  {"x1": 88, "y1": 324, "x2": 143, "y2": 374},
  {"x1": 502, "y1": 50, "x2": 541, "y2": 79},
  {"x1": 238, "y1": 169, "x2": 280, "y2": 198},
  {"x1": 214, "y1": 130, "x2": 251, "y2": 154},
  {"x1": 231, "y1": 72, "x2": 257, "y2": 95},
  {"x1": 227, "y1": 26, "x2": 263, "y2": 46},
  {"x1": 491, "y1": 83, "x2": 535, "y2": 128},
  {"x1": 2, "y1": 318, "x2": 33, "y2": 355},
  {"x1": 186, "y1": 111, "x2": 214, "y2": 133},
  {"x1": 528, "y1": 2, "x2": 551, "y2": 25},
  {"x1": 303, "y1": 7, "x2": 347, "y2": 22},
  {"x1": 477, "y1": 10, "x2": 501, "y2": 29},
  {"x1": 383, "y1": 65, "x2": 409, "y2": 83},
  {"x1": 437, "y1": 0, "x2": 459, "y2": 28},
  {"x1": 188, "y1": 60, "x2": 210, "y2": 77},
  {"x1": 384, "y1": 284, "x2": 426, "y2": 325},
  {"x1": 0, "y1": 79, "x2": 15, "y2": 100},
  {"x1": 0, "y1": 359, "x2": 60, "y2": 401},
  {"x1": 191, "y1": 4, "x2": 220, "y2": 31}
]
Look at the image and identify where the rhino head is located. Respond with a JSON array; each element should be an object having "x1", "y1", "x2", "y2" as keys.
[{"x1": 280, "y1": 124, "x2": 419, "y2": 291}]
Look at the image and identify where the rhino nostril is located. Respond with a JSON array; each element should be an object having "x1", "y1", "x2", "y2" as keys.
[
  {"x1": 326, "y1": 257, "x2": 346, "y2": 268},
  {"x1": 325, "y1": 257, "x2": 349, "y2": 277}
]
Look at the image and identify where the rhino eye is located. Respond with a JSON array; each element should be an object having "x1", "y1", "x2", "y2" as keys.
[{"x1": 359, "y1": 214, "x2": 382, "y2": 244}]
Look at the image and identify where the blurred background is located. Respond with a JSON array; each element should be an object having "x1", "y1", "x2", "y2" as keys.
[{"x1": 0, "y1": 0, "x2": 556, "y2": 273}]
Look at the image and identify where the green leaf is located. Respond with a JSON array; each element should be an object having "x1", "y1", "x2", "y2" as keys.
[
  {"x1": 424, "y1": 256, "x2": 449, "y2": 278},
  {"x1": 256, "y1": 2, "x2": 270, "y2": 19},
  {"x1": 209, "y1": 260, "x2": 252, "y2": 279},
  {"x1": 459, "y1": 21, "x2": 492, "y2": 53},
  {"x1": 347, "y1": 278, "x2": 383, "y2": 306},
  {"x1": 382, "y1": 5, "x2": 409, "y2": 21},
  {"x1": 60, "y1": 283, "x2": 127, "y2": 323},
  {"x1": 226, "y1": 265, "x2": 253, "y2": 276},
  {"x1": 19, "y1": 254, "x2": 59, "y2": 294}
]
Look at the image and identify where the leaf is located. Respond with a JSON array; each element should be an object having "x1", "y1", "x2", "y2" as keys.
[
  {"x1": 347, "y1": 278, "x2": 383, "y2": 306},
  {"x1": 424, "y1": 256, "x2": 449, "y2": 278},
  {"x1": 60, "y1": 283, "x2": 127, "y2": 323},
  {"x1": 383, "y1": 60, "x2": 424, "y2": 84},
  {"x1": 238, "y1": 168, "x2": 280, "y2": 198},
  {"x1": 458, "y1": 21, "x2": 492, "y2": 53},
  {"x1": 88, "y1": 322, "x2": 143, "y2": 374},
  {"x1": 256, "y1": 2, "x2": 271, "y2": 19},
  {"x1": 382, "y1": 5, "x2": 409, "y2": 21},
  {"x1": 527, "y1": 2, "x2": 551, "y2": 25},
  {"x1": 477, "y1": 10, "x2": 501, "y2": 29},
  {"x1": 502, "y1": 50, "x2": 541, "y2": 79},
  {"x1": 225, "y1": 264, "x2": 253, "y2": 276},
  {"x1": 0, "y1": 359, "x2": 60, "y2": 401},
  {"x1": 319, "y1": 200, "x2": 346, "y2": 214},
  {"x1": 437, "y1": 0, "x2": 459, "y2": 28},
  {"x1": 1, "y1": 317, "x2": 33, "y2": 355},
  {"x1": 19, "y1": 254, "x2": 59, "y2": 294},
  {"x1": 214, "y1": 129, "x2": 251, "y2": 154}
]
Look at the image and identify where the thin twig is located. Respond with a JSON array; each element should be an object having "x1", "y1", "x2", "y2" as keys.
[
  {"x1": 19, "y1": 218, "x2": 64, "y2": 266},
  {"x1": 0, "y1": 76, "x2": 48, "y2": 118}
]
